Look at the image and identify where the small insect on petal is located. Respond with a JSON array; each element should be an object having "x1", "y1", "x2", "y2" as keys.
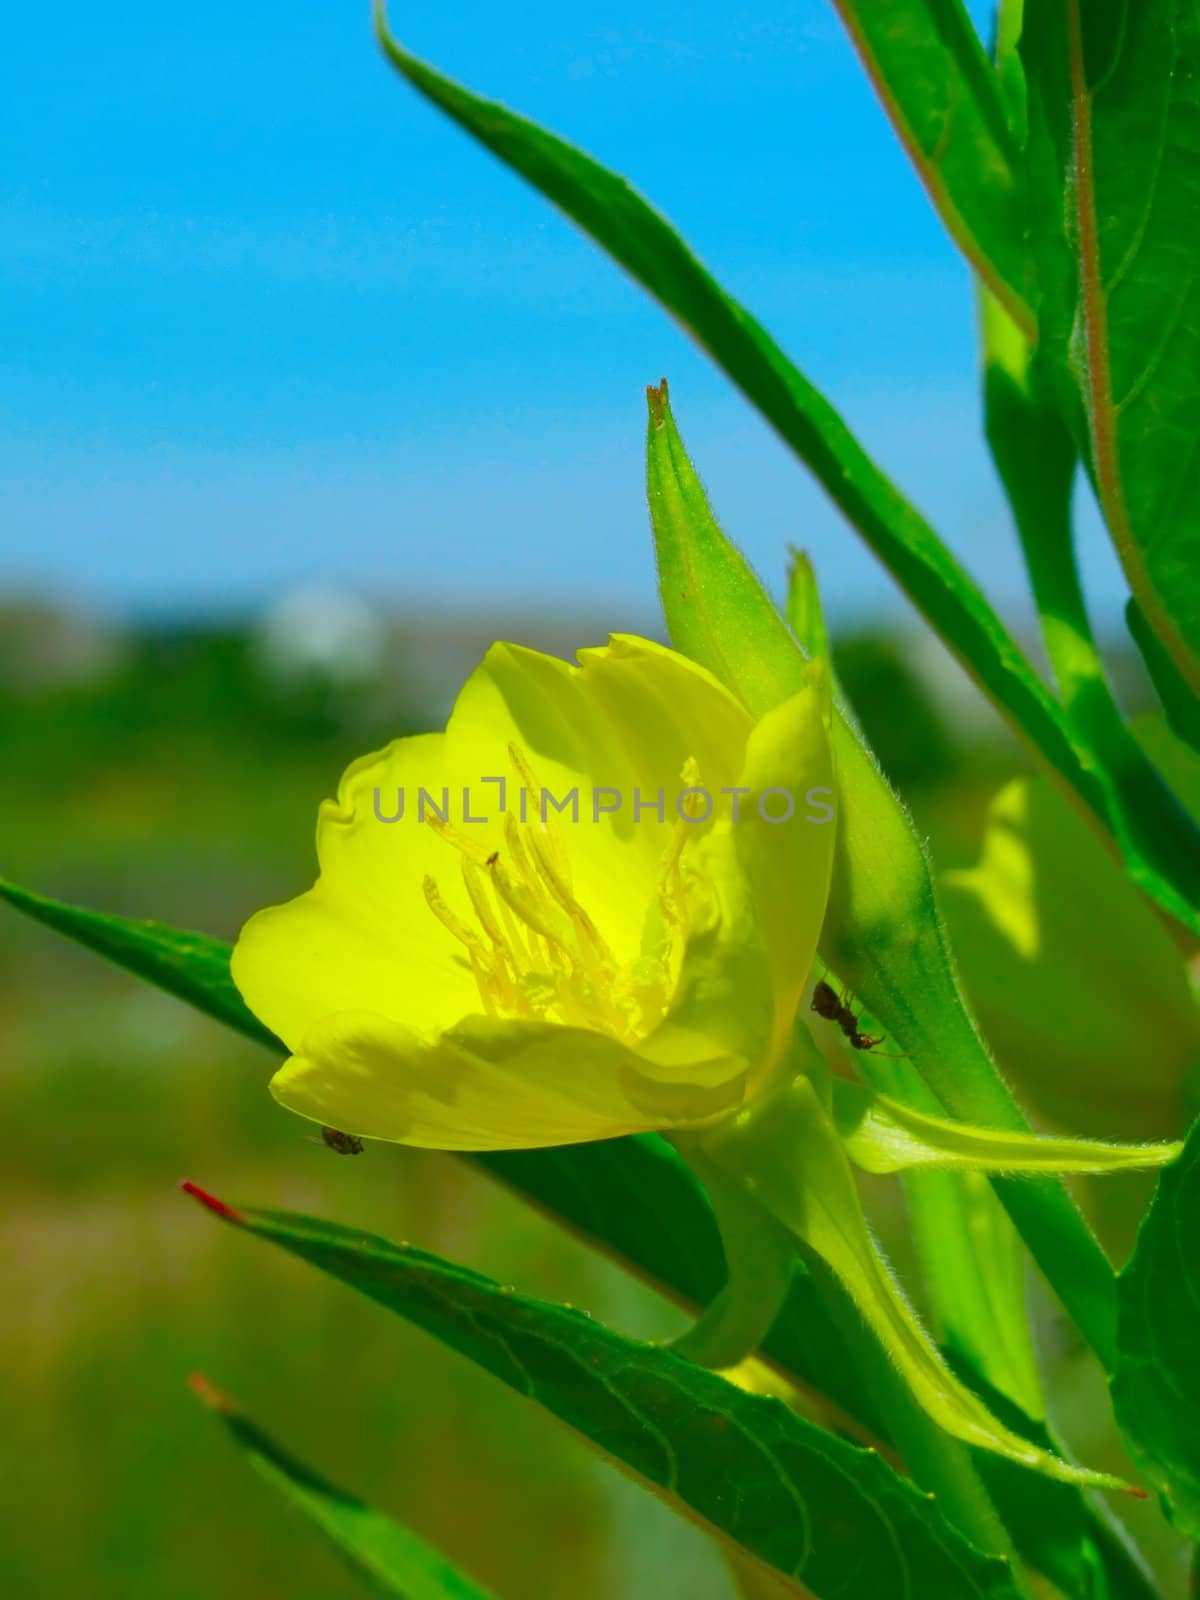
[{"x1": 321, "y1": 1126, "x2": 365, "y2": 1156}]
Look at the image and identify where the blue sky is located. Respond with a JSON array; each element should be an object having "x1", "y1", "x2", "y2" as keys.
[{"x1": 1, "y1": 1, "x2": 1129, "y2": 633}]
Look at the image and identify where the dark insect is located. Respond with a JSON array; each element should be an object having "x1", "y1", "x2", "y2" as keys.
[
  {"x1": 811, "y1": 978, "x2": 899, "y2": 1054},
  {"x1": 320, "y1": 1125, "x2": 365, "y2": 1156},
  {"x1": 485, "y1": 850, "x2": 499, "y2": 866}
]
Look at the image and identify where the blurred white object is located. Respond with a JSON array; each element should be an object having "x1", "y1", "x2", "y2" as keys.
[{"x1": 255, "y1": 584, "x2": 386, "y2": 687}]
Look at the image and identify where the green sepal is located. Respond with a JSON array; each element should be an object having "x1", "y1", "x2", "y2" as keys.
[
  {"x1": 784, "y1": 548, "x2": 828, "y2": 665},
  {"x1": 664, "y1": 1144, "x2": 797, "y2": 1372},
  {"x1": 693, "y1": 1071, "x2": 1134, "y2": 1493},
  {"x1": 832, "y1": 1078, "x2": 1182, "y2": 1177},
  {"x1": 645, "y1": 378, "x2": 811, "y2": 719},
  {"x1": 643, "y1": 383, "x2": 1120, "y2": 1369}
]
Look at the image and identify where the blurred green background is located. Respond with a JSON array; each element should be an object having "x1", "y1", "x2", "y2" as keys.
[{"x1": 0, "y1": 593, "x2": 1175, "y2": 1599}]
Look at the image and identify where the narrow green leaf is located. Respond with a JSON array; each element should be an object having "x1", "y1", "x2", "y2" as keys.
[
  {"x1": 1127, "y1": 598, "x2": 1200, "y2": 757},
  {"x1": 1022, "y1": 0, "x2": 1200, "y2": 695},
  {"x1": 3, "y1": 876, "x2": 1151, "y2": 1576},
  {"x1": 190, "y1": 1375, "x2": 495, "y2": 1598},
  {"x1": 820, "y1": 712, "x2": 1119, "y2": 1380},
  {"x1": 1134, "y1": 714, "x2": 1200, "y2": 827},
  {"x1": 830, "y1": 0, "x2": 1033, "y2": 335},
  {"x1": 182, "y1": 1184, "x2": 1024, "y2": 1600},
  {"x1": 832, "y1": 1078, "x2": 1182, "y2": 1176},
  {"x1": 1082, "y1": 1511, "x2": 1163, "y2": 1600},
  {"x1": 794, "y1": 1246, "x2": 1019, "y2": 1563},
  {"x1": 645, "y1": 388, "x2": 1122, "y2": 1369},
  {"x1": 981, "y1": 289, "x2": 1200, "y2": 933},
  {"x1": 1111, "y1": 1118, "x2": 1200, "y2": 1538},
  {"x1": 955, "y1": 1366, "x2": 1159, "y2": 1600},
  {"x1": 813, "y1": 1221, "x2": 1158, "y2": 1600},
  {"x1": 0, "y1": 877, "x2": 885, "y2": 1438},
  {"x1": 940, "y1": 774, "x2": 1200, "y2": 1138},
  {"x1": 839, "y1": 11, "x2": 1046, "y2": 1430},
  {"x1": 0, "y1": 876, "x2": 277, "y2": 1049},
  {"x1": 371, "y1": 11, "x2": 1113, "y2": 854}
]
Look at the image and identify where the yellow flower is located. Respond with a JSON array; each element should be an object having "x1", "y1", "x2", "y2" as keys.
[{"x1": 232, "y1": 635, "x2": 836, "y2": 1149}]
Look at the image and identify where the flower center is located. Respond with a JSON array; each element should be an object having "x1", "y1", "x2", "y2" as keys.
[{"x1": 422, "y1": 744, "x2": 707, "y2": 1042}]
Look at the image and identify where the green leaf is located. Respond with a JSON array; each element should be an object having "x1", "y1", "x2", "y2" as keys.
[
  {"x1": 1134, "y1": 714, "x2": 1200, "y2": 827},
  {"x1": 904, "y1": 1170, "x2": 1044, "y2": 1429},
  {"x1": 1127, "y1": 598, "x2": 1200, "y2": 757},
  {"x1": 1022, "y1": 0, "x2": 1200, "y2": 696},
  {"x1": 1111, "y1": 1117, "x2": 1200, "y2": 1538},
  {"x1": 1083, "y1": 1512, "x2": 1163, "y2": 1600},
  {"x1": 0, "y1": 877, "x2": 277, "y2": 1049},
  {"x1": 644, "y1": 386, "x2": 1122, "y2": 1370},
  {"x1": 181, "y1": 1183, "x2": 1024, "y2": 1600},
  {"x1": 190, "y1": 1375, "x2": 494, "y2": 1598},
  {"x1": 0, "y1": 876, "x2": 886, "y2": 1439},
  {"x1": 940, "y1": 775, "x2": 1200, "y2": 1139},
  {"x1": 0, "y1": 885, "x2": 1149, "y2": 1573},
  {"x1": 954, "y1": 1365, "x2": 1160, "y2": 1600},
  {"x1": 829, "y1": 0, "x2": 1032, "y2": 335},
  {"x1": 831, "y1": 1078, "x2": 1182, "y2": 1176},
  {"x1": 370, "y1": 14, "x2": 1113, "y2": 857},
  {"x1": 981, "y1": 289, "x2": 1200, "y2": 934}
]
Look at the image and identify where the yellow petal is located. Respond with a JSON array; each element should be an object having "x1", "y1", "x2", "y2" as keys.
[
  {"x1": 271, "y1": 1009, "x2": 749, "y2": 1149},
  {"x1": 452, "y1": 634, "x2": 752, "y2": 949},
  {"x1": 643, "y1": 663, "x2": 836, "y2": 1090},
  {"x1": 233, "y1": 636, "x2": 751, "y2": 1049},
  {"x1": 231, "y1": 730, "x2": 483, "y2": 1052},
  {"x1": 235, "y1": 633, "x2": 828, "y2": 1150},
  {"x1": 733, "y1": 663, "x2": 837, "y2": 1070}
]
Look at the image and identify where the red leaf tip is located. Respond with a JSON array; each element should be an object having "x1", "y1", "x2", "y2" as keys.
[{"x1": 179, "y1": 1179, "x2": 243, "y2": 1222}]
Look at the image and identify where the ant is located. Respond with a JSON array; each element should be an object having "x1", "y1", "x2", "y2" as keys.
[
  {"x1": 320, "y1": 1125, "x2": 365, "y2": 1156},
  {"x1": 811, "y1": 979, "x2": 905, "y2": 1056}
]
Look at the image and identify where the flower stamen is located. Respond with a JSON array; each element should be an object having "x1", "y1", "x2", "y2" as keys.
[
  {"x1": 422, "y1": 749, "x2": 711, "y2": 1042},
  {"x1": 422, "y1": 874, "x2": 487, "y2": 957},
  {"x1": 508, "y1": 741, "x2": 574, "y2": 889}
]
